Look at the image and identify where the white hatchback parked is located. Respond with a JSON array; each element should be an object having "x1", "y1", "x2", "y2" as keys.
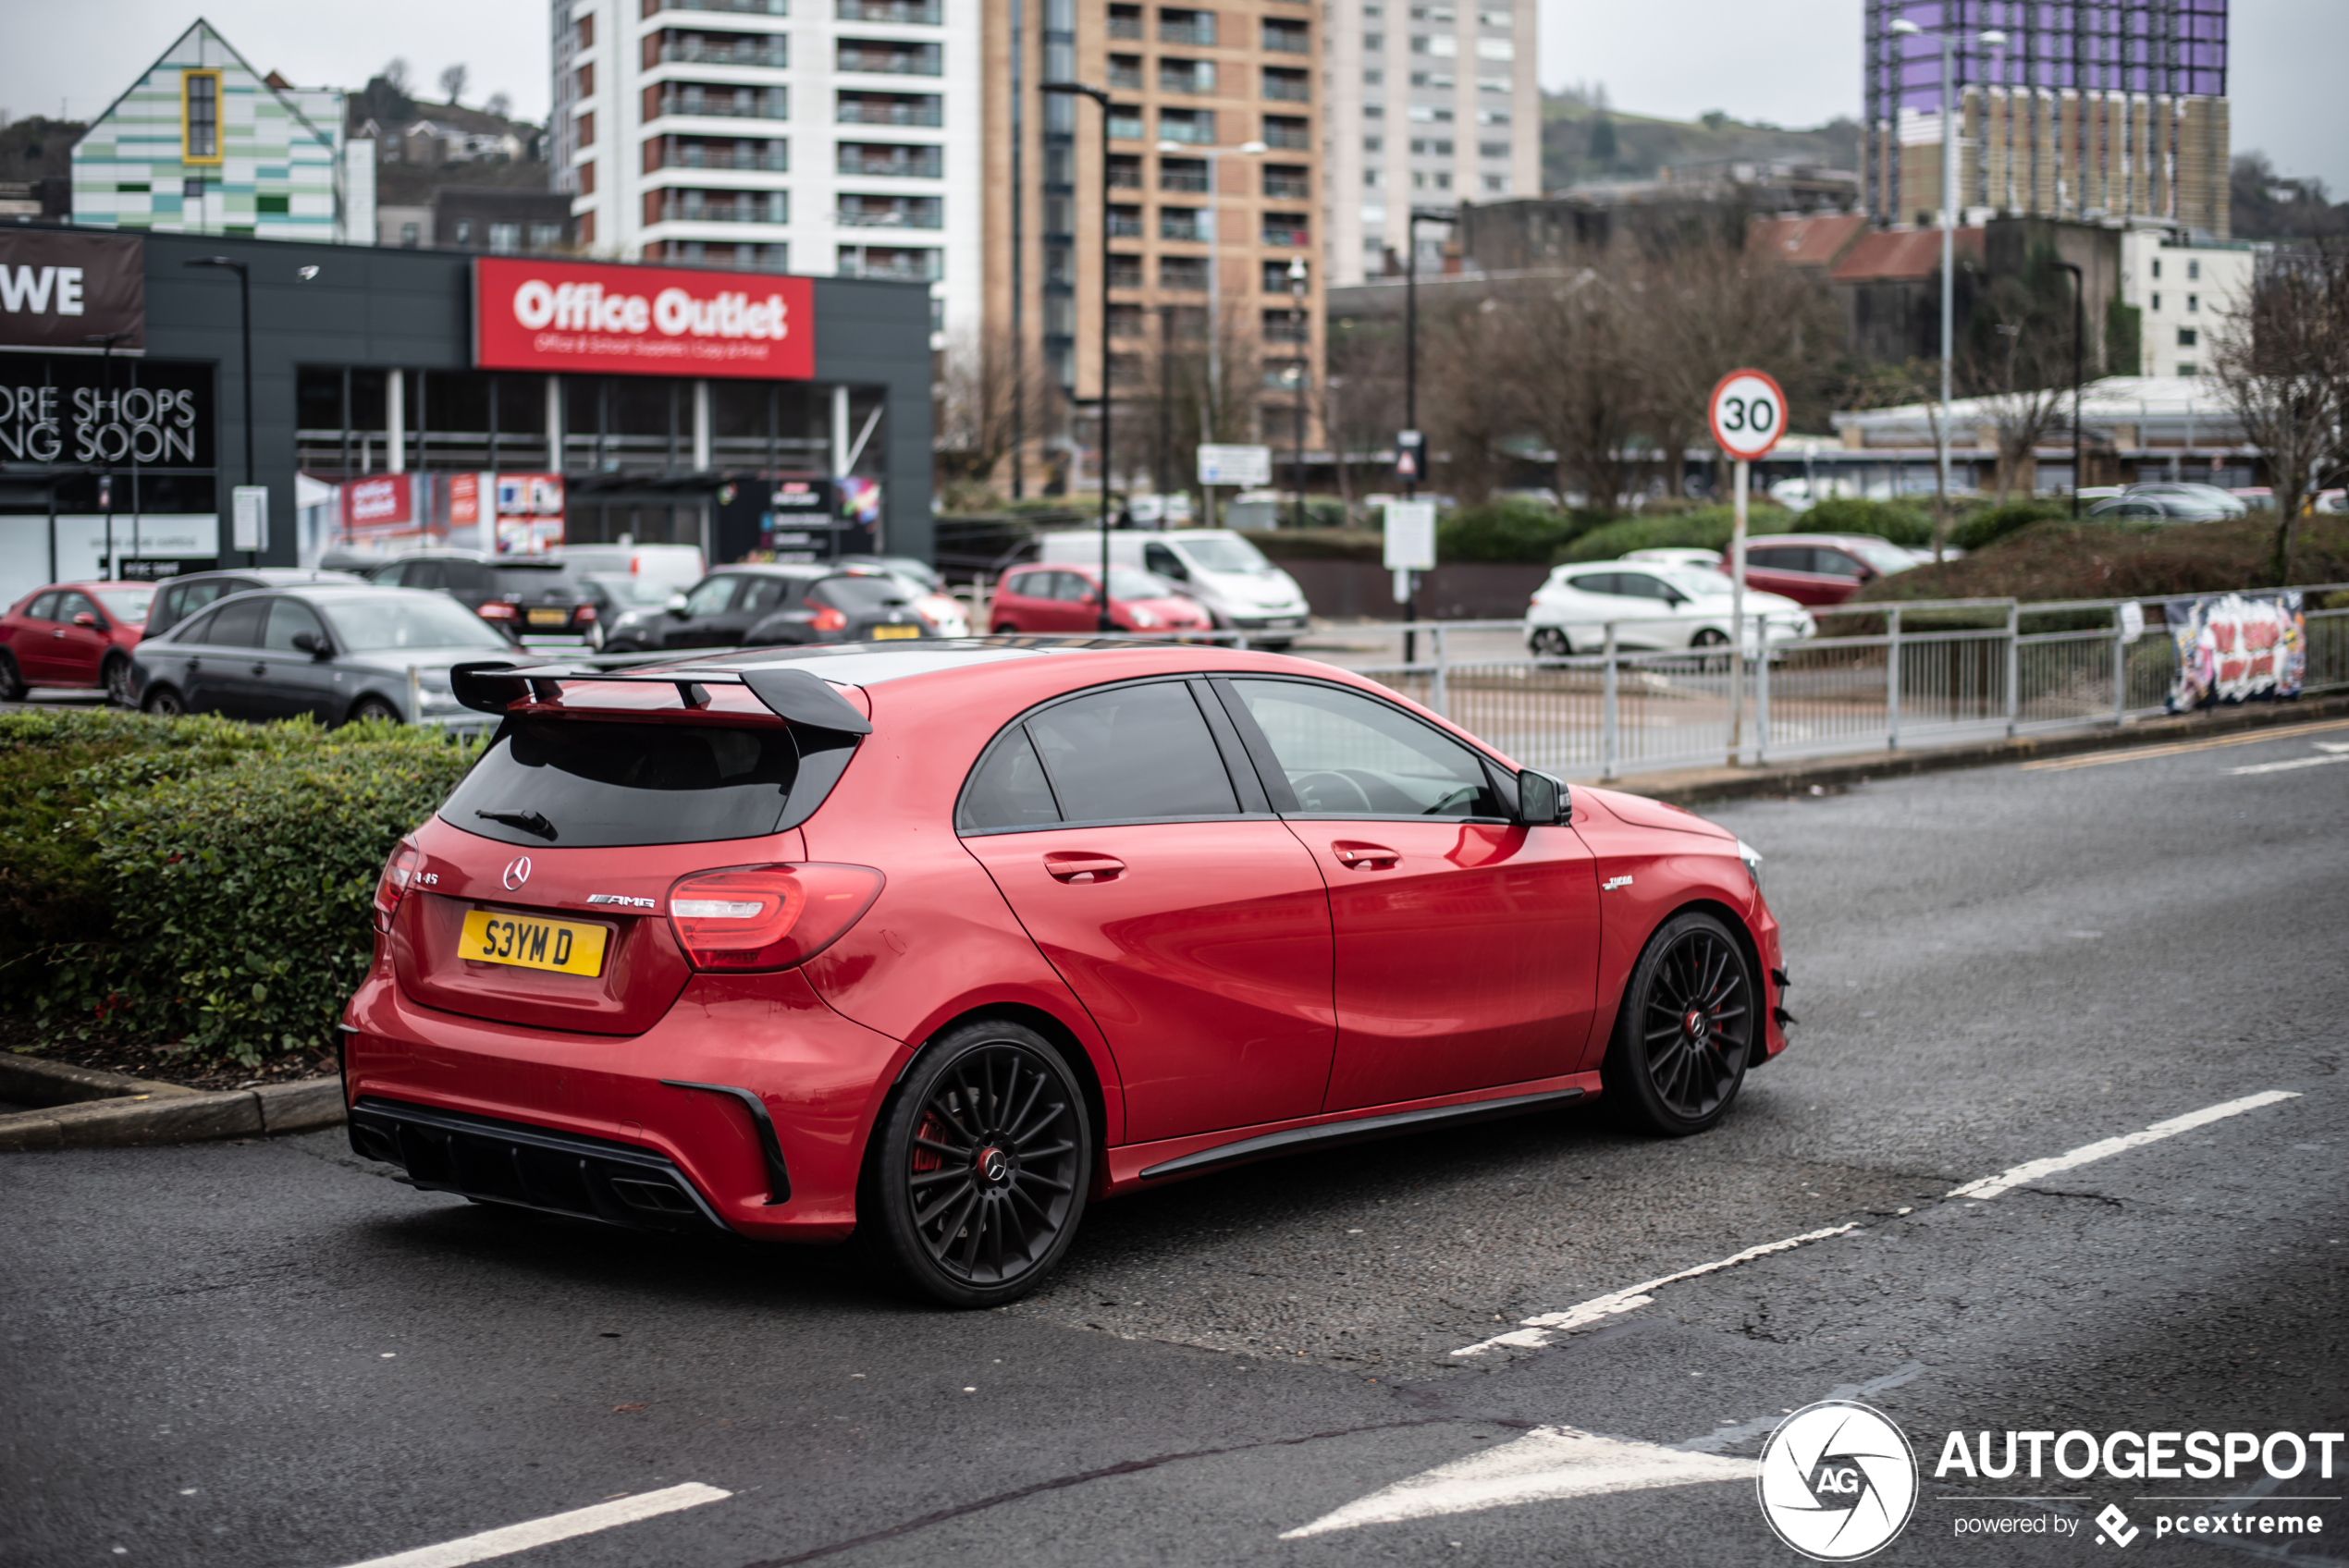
[{"x1": 1525, "y1": 561, "x2": 1816, "y2": 655}]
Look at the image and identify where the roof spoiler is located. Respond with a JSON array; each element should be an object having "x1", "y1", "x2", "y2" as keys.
[{"x1": 449, "y1": 659, "x2": 874, "y2": 736}]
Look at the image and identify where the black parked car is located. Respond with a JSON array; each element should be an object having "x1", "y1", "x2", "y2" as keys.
[
  {"x1": 368, "y1": 551, "x2": 598, "y2": 643},
  {"x1": 130, "y1": 585, "x2": 515, "y2": 728},
  {"x1": 599, "y1": 566, "x2": 929, "y2": 652},
  {"x1": 141, "y1": 569, "x2": 364, "y2": 640}
]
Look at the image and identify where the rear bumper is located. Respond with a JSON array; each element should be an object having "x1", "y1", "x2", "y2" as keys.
[
  {"x1": 350, "y1": 1096, "x2": 732, "y2": 1236},
  {"x1": 341, "y1": 961, "x2": 911, "y2": 1243}
]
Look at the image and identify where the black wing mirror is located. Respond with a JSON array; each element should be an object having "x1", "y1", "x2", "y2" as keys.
[
  {"x1": 290, "y1": 630, "x2": 333, "y2": 658},
  {"x1": 1516, "y1": 768, "x2": 1569, "y2": 827}
]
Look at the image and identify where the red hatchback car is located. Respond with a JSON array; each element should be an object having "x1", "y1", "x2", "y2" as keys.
[
  {"x1": 0, "y1": 581, "x2": 156, "y2": 704},
  {"x1": 343, "y1": 643, "x2": 1790, "y2": 1306},
  {"x1": 1740, "y1": 534, "x2": 1916, "y2": 606},
  {"x1": 990, "y1": 563, "x2": 1213, "y2": 636}
]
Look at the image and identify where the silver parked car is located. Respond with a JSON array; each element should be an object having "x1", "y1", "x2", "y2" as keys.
[{"x1": 129, "y1": 584, "x2": 517, "y2": 729}]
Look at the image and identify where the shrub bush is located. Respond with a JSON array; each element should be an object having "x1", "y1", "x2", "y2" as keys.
[
  {"x1": 1437, "y1": 498, "x2": 1602, "y2": 563},
  {"x1": 1952, "y1": 500, "x2": 2071, "y2": 553},
  {"x1": 1799, "y1": 496, "x2": 1936, "y2": 547},
  {"x1": 2, "y1": 710, "x2": 482, "y2": 1067},
  {"x1": 1560, "y1": 504, "x2": 1795, "y2": 563}
]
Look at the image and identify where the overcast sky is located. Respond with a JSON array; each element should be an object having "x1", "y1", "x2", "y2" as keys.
[{"x1": 6, "y1": 0, "x2": 2344, "y2": 193}]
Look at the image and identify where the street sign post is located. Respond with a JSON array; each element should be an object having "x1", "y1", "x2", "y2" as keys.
[
  {"x1": 1707, "y1": 369, "x2": 1786, "y2": 766},
  {"x1": 1383, "y1": 498, "x2": 1435, "y2": 606},
  {"x1": 1198, "y1": 444, "x2": 1271, "y2": 533},
  {"x1": 232, "y1": 484, "x2": 269, "y2": 559}
]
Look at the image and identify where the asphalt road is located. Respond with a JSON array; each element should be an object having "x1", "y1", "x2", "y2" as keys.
[{"x1": 5, "y1": 722, "x2": 2344, "y2": 1568}]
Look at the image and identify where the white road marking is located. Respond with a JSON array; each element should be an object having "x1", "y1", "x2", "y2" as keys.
[
  {"x1": 1454, "y1": 1090, "x2": 2300, "y2": 1360},
  {"x1": 1277, "y1": 1427, "x2": 1757, "y2": 1538},
  {"x1": 332, "y1": 1483, "x2": 731, "y2": 1568},
  {"x1": 1449, "y1": 1225, "x2": 1858, "y2": 1357},
  {"x1": 1947, "y1": 1090, "x2": 2301, "y2": 1200},
  {"x1": 2228, "y1": 753, "x2": 2349, "y2": 776}
]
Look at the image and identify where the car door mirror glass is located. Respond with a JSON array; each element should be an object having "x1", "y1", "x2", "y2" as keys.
[{"x1": 1515, "y1": 767, "x2": 1567, "y2": 826}]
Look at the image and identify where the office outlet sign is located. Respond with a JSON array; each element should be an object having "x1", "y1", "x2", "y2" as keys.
[{"x1": 473, "y1": 258, "x2": 814, "y2": 379}]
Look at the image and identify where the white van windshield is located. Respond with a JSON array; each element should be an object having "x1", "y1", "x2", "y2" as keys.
[{"x1": 1179, "y1": 535, "x2": 1273, "y2": 574}]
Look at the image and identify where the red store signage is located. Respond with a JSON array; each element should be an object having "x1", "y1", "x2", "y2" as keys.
[{"x1": 473, "y1": 257, "x2": 815, "y2": 380}]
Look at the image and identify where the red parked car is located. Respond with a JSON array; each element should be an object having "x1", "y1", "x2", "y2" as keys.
[
  {"x1": 0, "y1": 581, "x2": 157, "y2": 705},
  {"x1": 990, "y1": 563, "x2": 1213, "y2": 635},
  {"x1": 343, "y1": 643, "x2": 1790, "y2": 1306},
  {"x1": 1740, "y1": 534, "x2": 1919, "y2": 606}
]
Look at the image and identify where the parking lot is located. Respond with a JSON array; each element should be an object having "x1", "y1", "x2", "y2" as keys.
[{"x1": 5, "y1": 716, "x2": 2342, "y2": 1566}]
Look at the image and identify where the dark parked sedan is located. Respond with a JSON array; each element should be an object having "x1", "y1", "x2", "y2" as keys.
[
  {"x1": 131, "y1": 585, "x2": 517, "y2": 728},
  {"x1": 141, "y1": 569, "x2": 365, "y2": 639},
  {"x1": 602, "y1": 566, "x2": 928, "y2": 652},
  {"x1": 368, "y1": 551, "x2": 597, "y2": 643}
]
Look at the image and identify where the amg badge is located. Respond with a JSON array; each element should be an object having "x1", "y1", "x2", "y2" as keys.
[{"x1": 584, "y1": 893, "x2": 658, "y2": 909}]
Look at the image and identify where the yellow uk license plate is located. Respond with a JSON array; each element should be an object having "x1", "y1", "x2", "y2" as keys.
[
  {"x1": 872, "y1": 624, "x2": 920, "y2": 639},
  {"x1": 526, "y1": 607, "x2": 569, "y2": 628},
  {"x1": 460, "y1": 909, "x2": 609, "y2": 976}
]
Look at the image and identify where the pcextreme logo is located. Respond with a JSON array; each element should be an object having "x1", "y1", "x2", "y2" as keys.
[{"x1": 1758, "y1": 1401, "x2": 1920, "y2": 1561}]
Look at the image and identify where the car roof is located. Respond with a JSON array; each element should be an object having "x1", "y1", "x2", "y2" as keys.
[
  {"x1": 169, "y1": 568, "x2": 364, "y2": 585},
  {"x1": 711, "y1": 563, "x2": 830, "y2": 577},
  {"x1": 1746, "y1": 533, "x2": 1882, "y2": 546},
  {"x1": 631, "y1": 637, "x2": 1295, "y2": 692}
]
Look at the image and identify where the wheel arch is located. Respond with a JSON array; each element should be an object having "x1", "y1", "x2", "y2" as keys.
[{"x1": 1590, "y1": 893, "x2": 1765, "y2": 1072}]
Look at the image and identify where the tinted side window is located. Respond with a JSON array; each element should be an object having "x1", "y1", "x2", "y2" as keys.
[
  {"x1": 441, "y1": 559, "x2": 497, "y2": 592},
  {"x1": 264, "y1": 598, "x2": 328, "y2": 652},
  {"x1": 739, "y1": 577, "x2": 791, "y2": 614},
  {"x1": 1814, "y1": 551, "x2": 1864, "y2": 578},
  {"x1": 56, "y1": 592, "x2": 101, "y2": 623},
  {"x1": 956, "y1": 729, "x2": 1062, "y2": 832},
  {"x1": 1616, "y1": 573, "x2": 1674, "y2": 600},
  {"x1": 1566, "y1": 573, "x2": 1617, "y2": 595},
  {"x1": 683, "y1": 576, "x2": 739, "y2": 617},
  {"x1": 1744, "y1": 548, "x2": 1798, "y2": 570},
  {"x1": 205, "y1": 597, "x2": 268, "y2": 648},
  {"x1": 1143, "y1": 543, "x2": 1187, "y2": 580},
  {"x1": 1229, "y1": 679, "x2": 1501, "y2": 818},
  {"x1": 25, "y1": 592, "x2": 59, "y2": 620},
  {"x1": 1023, "y1": 681, "x2": 1239, "y2": 824}
]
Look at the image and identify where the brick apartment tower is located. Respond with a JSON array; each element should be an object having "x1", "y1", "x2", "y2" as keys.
[
  {"x1": 984, "y1": 0, "x2": 1324, "y2": 492},
  {"x1": 1863, "y1": 0, "x2": 2230, "y2": 239}
]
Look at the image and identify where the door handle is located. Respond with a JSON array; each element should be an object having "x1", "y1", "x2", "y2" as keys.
[
  {"x1": 1044, "y1": 852, "x2": 1125, "y2": 884},
  {"x1": 251, "y1": 663, "x2": 266, "y2": 676},
  {"x1": 187, "y1": 658, "x2": 201, "y2": 673},
  {"x1": 1332, "y1": 841, "x2": 1400, "y2": 869}
]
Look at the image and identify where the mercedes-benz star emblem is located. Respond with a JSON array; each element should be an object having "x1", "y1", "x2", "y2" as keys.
[
  {"x1": 502, "y1": 855, "x2": 533, "y2": 890},
  {"x1": 1756, "y1": 1400, "x2": 1918, "y2": 1561},
  {"x1": 978, "y1": 1147, "x2": 1009, "y2": 1183}
]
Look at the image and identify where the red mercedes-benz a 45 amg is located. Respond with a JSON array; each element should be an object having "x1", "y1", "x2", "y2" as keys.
[{"x1": 343, "y1": 641, "x2": 1791, "y2": 1305}]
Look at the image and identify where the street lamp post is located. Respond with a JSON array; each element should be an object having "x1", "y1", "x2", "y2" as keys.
[
  {"x1": 1286, "y1": 255, "x2": 1308, "y2": 532},
  {"x1": 1399, "y1": 206, "x2": 1454, "y2": 662},
  {"x1": 2054, "y1": 260, "x2": 2085, "y2": 517},
  {"x1": 82, "y1": 331, "x2": 133, "y2": 578},
  {"x1": 1045, "y1": 80, "x2": 1116, "y2": 632},
  {"x1": 184, "y1": 255, "x2": 255, "y2": 564},
  {"x1": 1889, "y1": 19, "x2": 2003, "y2": 535}
]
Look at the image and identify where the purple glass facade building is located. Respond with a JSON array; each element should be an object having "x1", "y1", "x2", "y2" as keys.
[{"x1": 1863, "y1": 0, "x2": 2231, "y2": 237}]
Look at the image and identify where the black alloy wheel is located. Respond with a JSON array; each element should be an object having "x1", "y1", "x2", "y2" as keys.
[
  {"x1": 140, "y1": 683, "x2": 185, "y2": 717},
  {"x1": 862, "y1": 1019, "x2": 1091, "y2": 1307},
  {"x1": 1602, "y1": 911, "x2": 1755, "y2": 1135},
  {"x1": 102, "y1": 654, "x2": 134, "y2": 708},
  {"x1": 0, "y1": 653, "x2": 23, "y2": 703}
]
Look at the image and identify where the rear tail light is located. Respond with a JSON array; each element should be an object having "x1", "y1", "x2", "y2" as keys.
[
  {"x1": 810, "y1": 605, "x2": 848, "y2": 633},
  {"x1": 667, "y1": 864, "x2": 884, "y2": 971},
  {"x1": 478, "y1": 601, "x2": 518, "y2": 621},
  {"x1": 374, "y1": 839, "x2": 423, "y2": 934},
  {"x1": 575, "y1": 604, "x2": 596, "y2": 623}
]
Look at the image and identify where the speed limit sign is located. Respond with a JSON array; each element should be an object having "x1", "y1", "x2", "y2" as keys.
[{"x1": 1708, "y1": 369, "x2": 1786, "y2": 461}]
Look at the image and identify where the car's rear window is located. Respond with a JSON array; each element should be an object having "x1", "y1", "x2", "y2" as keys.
[
  {"x1": 814, "y1": 576, "x2": 908, "y2": 609},
  {"x1": 442, "y1": 717, "x2": 815, "y2": 848}
]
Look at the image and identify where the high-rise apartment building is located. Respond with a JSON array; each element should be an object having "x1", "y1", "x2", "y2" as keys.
[
  {"x1": 983, "y1": 0, "x2": 1327, "y2": 483},
  {"x1": 1863, "y1": 0, "x2": 2230, "y2": 239},
  {"x1": 554, "y1": 0, "x2": 982, "y2": 343},
  {"x1": 1322, "y1": 0, "x2": 1540, "y2": 285}
]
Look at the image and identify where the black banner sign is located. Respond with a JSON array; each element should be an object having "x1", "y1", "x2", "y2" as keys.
[
  {"x1": 0, "y1": 231, "x2": 145, "y2": 354},
  {"x1": 0, "y1": 357, "x2": 213, "y2": 469}
]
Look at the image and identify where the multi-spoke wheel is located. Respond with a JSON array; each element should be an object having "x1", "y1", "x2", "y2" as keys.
[
  {"x1": 1602, "y1": 911, "x2": 1754, "y2": 1135},
  {"x1": 102, "y1": 654, "x2": 134, "y2": 707},
  {"x1": 861, "y1": 1019, "x2": 1092, "y2": 1306},
  {"x1": 1530, "y1": 627, "x2": 1572, "y2": 657}
]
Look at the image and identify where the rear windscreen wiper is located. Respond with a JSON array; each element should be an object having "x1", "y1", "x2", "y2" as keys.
[{"x1": 475, "y1": 808, "x2": 558, "y2": 841}]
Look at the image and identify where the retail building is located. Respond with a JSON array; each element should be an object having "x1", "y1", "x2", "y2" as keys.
[{"x1": 0, "y1": 225, "x2": 933, "y2": 607}]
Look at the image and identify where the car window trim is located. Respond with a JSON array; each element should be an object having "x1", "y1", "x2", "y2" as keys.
[
  {"x1": 1207, "y1": 673, "x2": 1517, "y2": 827},
  {"x1": 952, "y1": 673, "x2": 1261, "y2": 836}
]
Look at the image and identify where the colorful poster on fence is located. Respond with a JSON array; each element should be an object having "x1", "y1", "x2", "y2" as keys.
[{"x1": 2165, "y1": 590, "x2": 2306, "y2": 712}]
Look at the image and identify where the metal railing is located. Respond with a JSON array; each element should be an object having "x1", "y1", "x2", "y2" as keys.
[{"x1": 1003, "y1": 585, "x2": 2348, "y2": 781}]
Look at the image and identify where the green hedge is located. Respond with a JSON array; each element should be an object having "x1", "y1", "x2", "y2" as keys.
[
  {"x1": 1952, "y1": 500, "x2": 2072, "y2": 553},
  {"x1": 1, "y1": 710, "x2": 482, "y2": 1067},
  {"x1": 1799, "y1": 496, "x2": 1936, "y2": 547},
  {"x1": 1560, "y1": 505, "x2": 1789, "y2": 562}
]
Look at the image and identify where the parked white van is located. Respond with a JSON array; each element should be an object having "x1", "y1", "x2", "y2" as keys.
[{"x1": 1037, "y1": 529, "x2": 1310, "y2": 648}]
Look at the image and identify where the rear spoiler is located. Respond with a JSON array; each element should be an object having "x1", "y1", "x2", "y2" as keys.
[{"x1": 449, "y1": 658, "x2": 874, "y2": 737}]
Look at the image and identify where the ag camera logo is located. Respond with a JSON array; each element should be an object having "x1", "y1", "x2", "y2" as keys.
[{"x1": 1758, "y1": 1401, "x2": 1919, "y2": 1560}]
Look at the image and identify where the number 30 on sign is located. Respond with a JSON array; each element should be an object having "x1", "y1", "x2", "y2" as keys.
[{"x1": 1707, "y1": 369, "x2": 1786, "y2": 461}]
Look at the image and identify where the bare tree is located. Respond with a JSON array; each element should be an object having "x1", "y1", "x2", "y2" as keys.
[
  {"x1": 934, "y1": 330, "x2": 1050, "y2": 508},
  {"x1": 1486, "y1": 262, "x2": 1644, "y2": 509},
  {"x1": 382, "y1": 58, "x2": 412, "y2": 94},
  {"x1": 485, "y1": 91, "x2": 512, "y2": 120},
  {"x1": 1962, "y1": 247, "x2": 2078, "y2": 504},
  {"x1": 438, "y1": 63, "x2": 469, "y2": 106},
  {"x1": 2210, "y1": 242, "x2": 2349, "y2": 582}
]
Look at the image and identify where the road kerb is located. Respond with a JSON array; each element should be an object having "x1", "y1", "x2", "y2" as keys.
[{"x1": 0, "y1": 1076, "x2": 346, "y2": 1152}]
